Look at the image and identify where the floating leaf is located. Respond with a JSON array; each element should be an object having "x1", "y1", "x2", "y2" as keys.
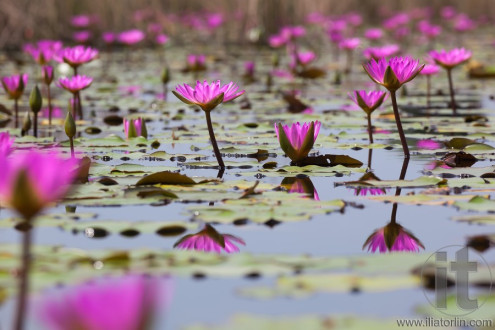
[{"x1": 136, "y1": 171, "x2": 197, "y2": 186}]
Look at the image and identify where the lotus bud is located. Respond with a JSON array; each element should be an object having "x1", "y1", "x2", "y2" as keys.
[
  {"x1": 29, "y1": 85, "x2": 43, "y2": 114},
  {"x1": 65, "y1": 112, "x2": 76, "y2": 138}
]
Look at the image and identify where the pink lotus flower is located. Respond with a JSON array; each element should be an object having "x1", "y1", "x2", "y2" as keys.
[
  {"x1": 417, "y1": 20, "x2": 441, "y2": 38},
  {"x1": 383, "y1": 13, "x2": 410, "y2": 30},
  {"x1": 155, "y1": 34, "x2": 169, "y2": 45},
  {"x1": 174, "y1": 224, "x2": 245, "y2": 253},
  {"x1": 420, "y1": 64, "x2": 440, "y2": 76},
  {"x1": 173, "y1": 80, "x2": 245, "y2": 112},
  {"x1": 363, "y1": 222, "x2": 424, "y2": 253},
  {"x1": 268, "y1": 34, "x2": 288, "y2": 48},
  {"x1": 1, "y1": 74, "x2": 28, "y2": 100},
  {"x1": 339, "y1": 38, "x2": 360, "y2": 50},
  {"x1": 428, "y1": 48, "x2": 472, "y2": 69},
  {"x1": 24, "y1": 40, "x2": 62, "y2": 64},
  {"x1": 0, "y1": 150, "x2": 78, "y2": 220},
  {"x1": 0, "y1": 132, "x2": 14, "y2": 156},
  {"x1": 416, "y1": 139, "x2": 440, "y2": 150},
  {"x1": 363, "y1": 56, "x2": 424, "y2": 91},
  {"x1": 206, "y1": 13, "x2": 224, "y2": 29},
  {"x1": 275, "y1": 121, "x2": 321, "y2": 162},
  {"x1": 38, "y1": 274, "x2": 170, "y2": 330},
  {"x1": 441, "y1": 6, "x2": 456, "y2": 20},
  {"x1": 147, "y1": 23, "x2": 163, "y2": 35},
  {"x1": 102, "y1": 32, "x2": 116, "y2": 44},
  {"x1": 118, "y1": 29, "x2": 145, "y2": 45},
  {"x1": 119, "y1": 85, "x2": 141, "y2": 96},
  {"x1": 364, "y1": 28, "x2": 383, "y2": 40},
  {"x1": 57, "y1": 75, "x2": 93, "y2": 94},
  {"x1": 292, "y1": 51, "x2": 316, "y2": 67},
  {"x1": 346, "y1": 12, "x2": 362, "y2": 26},
  {"x1": 244, "y1": 61, "x2": 255, "y2": 76},
  {"x1": 454, "y1": 14, "x2": 476, "y2": 32},
  {"x1": 70, "y1": 15, "x2": 91, "y2": 28},
  {"x1": 73, "y1": 30, "x2": 91, "y2": 43},
  {"x1": 42, "y1": 65, "x2": 54, "y2": 85},
  {"x1": 186, "y1": 54, "x2": 206, "y2": 71},
  {"x1": 41, "y1": 107, "x2": 64, "y2": 119},
  {"x1": 348, "y1": 90, "x2": 387, "y2": 115},
  {"x1": 363, "y1": 44, "x2": 400, "y2": 60},
  {"x1": 123, "y1": 118, "x2": 147, "y2": 139},
  {"x1": 60, "y1": 46, "x2": 98, "y2": 68}
]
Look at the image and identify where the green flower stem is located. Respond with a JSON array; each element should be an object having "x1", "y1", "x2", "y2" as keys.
[
  {"x1": 33, "y1": 112, "x2": 38, "y2": 138},
  {"x1": 14, "y1": 226, "x2": 32, "y2": 330},
  {"x1": 390, "y1": 90, "x2": 410, "y2": 158},
  {"x1": 447, "y1": 68, "x2": 457, "y2": 116},
  {"x1": 204, "y1": 111, "x2": 225, "y2": 169},
  {"x1": 426, "y1": 75, "x2": 431, "y2": 112},
  {"x1": 14, "y1": 98, "x2": 19, "y2": 129},
  {"x1": 367, "y1": 113, "x2": 373, "y2": 144},
  {"x1": 47, "y1": 84, "x2": 52, "y2": 126},
  {"x1": 69, "y1": 137, "x2": 75, "y2": 158}
]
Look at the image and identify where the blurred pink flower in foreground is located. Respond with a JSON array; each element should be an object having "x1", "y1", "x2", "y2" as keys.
[
  {"x1": 38, "y1": 274, "x2": 170, "y2": 330},
  {"x1": 118, "y1": 29, "x2": 146, "y2": 45},
  {"x1": 60, "y1": 46, "x2": 98, "y2": 68},
  {"x1": 0, "y1": 150, "x2": 78, "y2": 220},
  {"x1": 173, "y1": 80, "x2": 244, "y2": 112},
  {"x1": 0, "y1": 132, "x2": 14, "y2": 156},
  {"x1": 1, "y1": 74, "x2": 28, "y2": 99},
  {"x1": 275, "y1": 121, "x2": 321, "y2": 162},
  {"x1": 417, "y1": 139, "x2": 440, "y2": 150},
  {"x1": 363, "y1": 56, "x2": 424, "y2": 91},
  {"x1": 174, "y1": 224, "x2": 245, "y2": 253},
  {"x1": 428, "y1": 48, "x2": 472, "y2": 69},
  {"x1": 57, "y1": 75, "x2": 93, "y2": 93},
  {"x1": 364, "y1": 222, "x2": 424, "y2": 253}
]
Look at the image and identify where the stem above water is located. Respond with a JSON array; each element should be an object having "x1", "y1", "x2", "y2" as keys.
[
  {"x1": 204, "y1": 111, "x2": 225, "y2": 169},
  {"x1": 366, "y1": 114, "x2": 373, "y2": 144},
  {"x1": 447, "y1": 68, "x2": 457, "y2": 116},
  {"x1": 390, "y1": 90, "x2": 410, "y2": 158}
]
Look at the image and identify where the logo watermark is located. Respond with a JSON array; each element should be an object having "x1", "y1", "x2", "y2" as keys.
[{"x1": 421, "y1": 245, "x2": 492, "y2": 316}]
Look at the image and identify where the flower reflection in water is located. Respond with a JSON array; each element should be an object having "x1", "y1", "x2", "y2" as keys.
[
  {"x1": 363, "y1": 222, "x2": 424, "y2": 253},
  {"x1": 281, "y1": 176, "x2": 319, "y2": 200},
  {"x1": 38, "y1": 274, "x2": 172, "y2": 330},
  {"x1": 174, "y1": 224, "x2": 245, "y2": 253},
  {"x1": 352, "y1": 172, "x2": 387, "y2": 197},
  {"x1": 362, "y1": 158, "x2": 425, "y2": 253}
]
